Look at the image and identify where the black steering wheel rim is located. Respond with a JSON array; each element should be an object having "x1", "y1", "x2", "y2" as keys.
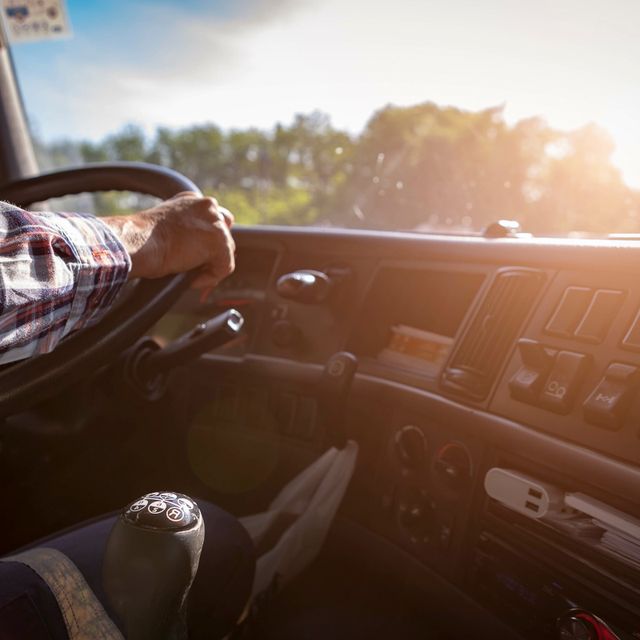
[{"x1": 0, "y1": 161, "x2": 202, "y2": 418}]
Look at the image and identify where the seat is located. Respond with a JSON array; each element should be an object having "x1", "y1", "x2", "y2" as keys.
[{"x1": 0, "y1": 500, "x2": 256, "y2": 639}]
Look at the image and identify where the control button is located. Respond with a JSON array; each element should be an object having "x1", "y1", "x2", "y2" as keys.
[
  {"x1": 557, "y1": 615, "x2": 598, "y2": 640},
  {"x1": 583, "y1": 363, "x2": 640, "y2": 430},
  {"x1": 509, "y1": 339, "x2": 556, "y2": 403},
  {"x1": 574, "y1": 289, "x2": 625, "y2": 343},
  {"x1": 397, "y1": 487, "x2": 435, "y2": 542},
  {"x1": 622, "y1": 308, "x2": 640, "y2": 351},
  {"x1": 546, "y1": 287, "x2": 593, "y2": 337},
  {"x1": 539, "y1": 351, "x2": 589, "y2": 414},
  {"x1": 435, "y1": 510, "x2": 456, "y2": 551}
]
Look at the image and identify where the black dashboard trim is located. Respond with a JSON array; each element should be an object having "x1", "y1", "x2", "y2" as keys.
[
  {"x1": 233, "y1": 225, "x2": 640, "y2": 272},
  {"x1": 196, "y1": 353, "x2": 640, "y2": 504}
]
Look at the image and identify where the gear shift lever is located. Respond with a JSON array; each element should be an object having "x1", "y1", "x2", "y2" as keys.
[{"x1": 103, "y1": 491, "x2": 205, "y2": 640}]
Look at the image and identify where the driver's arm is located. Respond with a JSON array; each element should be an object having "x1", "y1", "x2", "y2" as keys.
[{"x1": 0, "y1": 192, "x2": 234, "y2": 365}]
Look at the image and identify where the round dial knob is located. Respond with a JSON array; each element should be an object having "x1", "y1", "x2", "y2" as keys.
[
  {"x1": 557, "y1": 615, "x2": 598, "y2": 640},
  {"x1": 123, "y1": 491, "x2": 201, "y2": 531},
  {"x1": 557, "y1": 611, "x2": 620, "y2": 640},
  {"x1": 394, "y1": 425, "x2": 427, "y2": 469},
  {"x1": 434, "y1": 442, "x2": 473, "y2": 489}
]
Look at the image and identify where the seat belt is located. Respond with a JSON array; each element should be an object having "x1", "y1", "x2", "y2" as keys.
[{"x1": 3, "y1": 547, "x2": 123, "y2": 640}]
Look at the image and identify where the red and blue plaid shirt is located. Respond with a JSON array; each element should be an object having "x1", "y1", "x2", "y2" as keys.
[{"x1": 0, "y1": 202, "x2": 131, "y2": 364}]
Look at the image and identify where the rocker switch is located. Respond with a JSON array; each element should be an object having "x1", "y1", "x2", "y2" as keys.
[
  {"x1": 509, "y1": 339, "x2": 556, "y2": 403},
  {"x1": 539, "y1": 351, "x2": 589, "y2": 414},
  {"x1": 574, "y1": 289, "x2": 625, "y2": 343},
  {"x1": 583, "y1": 363, "x2": 640, "y2": 430},
  {"x1": 545, "y1": 286, "x2": 593, "y2": 337}
]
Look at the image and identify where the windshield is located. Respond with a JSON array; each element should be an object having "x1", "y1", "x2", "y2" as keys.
[{"x1": 8, "y1": 0, "x2": 640, "y2": 236}]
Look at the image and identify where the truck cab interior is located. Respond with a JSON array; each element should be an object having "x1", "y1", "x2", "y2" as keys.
[{"x1": 0, "y1": 3, "x2": 639, "y2": 639}]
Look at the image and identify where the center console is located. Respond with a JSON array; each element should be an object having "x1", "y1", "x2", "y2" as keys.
[
  {"x1": 342, "y1": 261, "x2": 640, "y2": 640},
  {"x1": 471, "y1": 529, "x2": 639, "y2": 639},
  {"x1": 471, "y1": 458, "x2": 640, "y2": 640},
  {"x1": 368, "y1": 415, "x2": 481, "y2": 581},
  {"x1": 180, "y1": 228, "x2": 640, "y2": 640},
  {"x1": 351, "y1": 403, "x2": 640, "y2": 640}
]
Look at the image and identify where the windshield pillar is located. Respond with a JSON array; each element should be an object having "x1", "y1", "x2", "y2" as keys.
[{"x1": 0, "y1": 31, "x2": 37, "y2": 184}]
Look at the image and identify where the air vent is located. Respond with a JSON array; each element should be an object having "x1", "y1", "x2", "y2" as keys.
[{"x1": 442, "y1": 268, "x2": 545, "y2": 400}]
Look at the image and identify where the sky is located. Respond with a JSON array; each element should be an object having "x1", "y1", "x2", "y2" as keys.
[{"x1": 9, "y1": 0, "x2": 640, "y2": 186}]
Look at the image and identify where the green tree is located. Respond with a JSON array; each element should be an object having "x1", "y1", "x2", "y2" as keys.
[{"x1": 31, "y1": 103, "x2": 640, "y2": 235}]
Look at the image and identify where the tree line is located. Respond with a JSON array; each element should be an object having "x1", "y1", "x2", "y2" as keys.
[{"x1": 35, "y1": 102, "x2": 640, "y2": 235}]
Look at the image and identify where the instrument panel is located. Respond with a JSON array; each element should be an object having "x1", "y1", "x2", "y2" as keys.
[{"x1": 492, "y1": 268, "x2": 640, "y2": 466}]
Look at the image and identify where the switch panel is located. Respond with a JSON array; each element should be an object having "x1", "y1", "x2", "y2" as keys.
[
  {"x1": 509, "y1": 341, "x2": 589, "y2": 415},
  {"x1": 545, "y1": 286, "x2": 593, "y2": 337},
  {"x1": 574, "y1": 289, "x2": 625, "y2": 344},
  {"x1": 583, "y1": 363, "x2": 640, "y2": 430},
  {"x1": 538, "y1": 351, "x2": 589, "y2": 414}
]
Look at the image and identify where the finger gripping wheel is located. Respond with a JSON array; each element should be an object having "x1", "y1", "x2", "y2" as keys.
[{"x1": 103, "y1": 491, "x2": 205, "y2": 640}]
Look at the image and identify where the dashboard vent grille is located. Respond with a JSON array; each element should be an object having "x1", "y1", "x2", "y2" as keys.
[{"x1": 442, "y1": 268, "x2": 545, "y2": 400}]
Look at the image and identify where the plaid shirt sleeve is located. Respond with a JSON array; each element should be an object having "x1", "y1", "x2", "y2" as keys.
[{"x1": 0, "y1": 202, "x2": 131, "y2": 365}]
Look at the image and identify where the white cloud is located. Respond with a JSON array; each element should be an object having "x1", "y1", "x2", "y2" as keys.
[{"x1": 20, "y1": 0, "x2": 640, "y2": 186}]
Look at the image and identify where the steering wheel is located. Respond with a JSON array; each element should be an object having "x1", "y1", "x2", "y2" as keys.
[{"x1": 0, "y1": 162, "x2": 202, "y2": 418}]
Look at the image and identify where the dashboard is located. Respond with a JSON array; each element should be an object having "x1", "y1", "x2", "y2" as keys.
[
  {"x1": 180, "y1": 229, "x2": 640, "y2": 468},
  {"x1": 169, "y1": 227, "x2": 640, "y2": 640}
]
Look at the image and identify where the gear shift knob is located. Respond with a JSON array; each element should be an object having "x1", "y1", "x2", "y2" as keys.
[{"x1": 103, "y1": 491, "x2": 205, "y2": 640}]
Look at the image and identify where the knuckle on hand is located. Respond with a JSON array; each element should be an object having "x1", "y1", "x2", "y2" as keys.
[{"x1": 199, "y1": 196, "x2": 218, "y2": 211}]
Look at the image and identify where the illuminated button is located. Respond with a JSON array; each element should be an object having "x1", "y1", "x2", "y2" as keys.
[
  {"x1": 545, "y1": 287, "x2": 593, "y2": 337},
  {"x1": 583, "y1": 363, "x2": 640, "y2": 430},
  {"x1": 574, "y1": 289, "x2": 625, "y2": 343},
  {"x1": 539, "y1": 351, "x2": 589, "y2": 414}
]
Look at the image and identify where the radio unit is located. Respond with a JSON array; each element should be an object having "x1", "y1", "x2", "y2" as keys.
[{"x1": 470, "y1": 531, "x2": 640, "y2": 640}]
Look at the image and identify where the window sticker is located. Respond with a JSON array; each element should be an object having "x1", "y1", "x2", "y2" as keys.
[{"x1": 1, "y1": 0, "x2": 71, "y2": 44}]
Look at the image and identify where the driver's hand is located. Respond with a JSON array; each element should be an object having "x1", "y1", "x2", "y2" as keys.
[{"x1": 104, "y1": 192, "x2": 235, "y2": 290}]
